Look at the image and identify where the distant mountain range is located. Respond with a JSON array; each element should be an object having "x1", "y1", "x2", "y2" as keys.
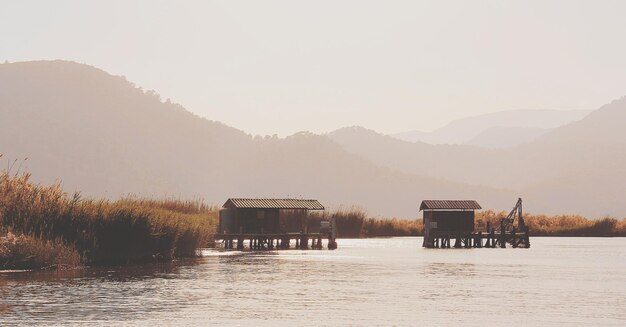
[
  {"x1": 1, "y1": 60, "x2": 624, "y2": 218},
  {"x1": 328, "y1": 97, "x2": 626, "y2": 217},
  {"x1": 392, "y1": 109, "x2": 592, "y2": 148}
]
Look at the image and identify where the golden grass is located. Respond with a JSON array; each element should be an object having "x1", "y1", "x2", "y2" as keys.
[
  {"x1": 0, "y1": 232, "x2": 81, "y2": 270},
  {"x1": 310, "y1": 207, "x2": 423, "y2": 237},
  {"x1": 313, "y1": 208, "x2": 625, "y2": 238},
  {"x1": 476, "y1": 210, "x2": 626, "y2": 236},
  {"x1": 0, "y1": 172, "x2": 217, "y2": 269}
]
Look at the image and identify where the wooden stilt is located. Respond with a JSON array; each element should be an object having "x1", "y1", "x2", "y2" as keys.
[
  {"x1": 524, "y1": 226, "x2": 530, "y2": 248},
  {"x1": 500, "y1": 220, "x2": 506, "y2": 248},
  {"x1": 454, "y1": 234, "x2": 462, "y2": 248}
]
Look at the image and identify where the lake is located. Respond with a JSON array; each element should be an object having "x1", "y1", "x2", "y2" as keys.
[{"x1": 1, "y1": 237, "x2": 625, "y2": 326}]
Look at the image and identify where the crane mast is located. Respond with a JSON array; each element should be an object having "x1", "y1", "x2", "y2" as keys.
[{"x1": 501, "y1": 197, "x2": 525, "y2": 232}]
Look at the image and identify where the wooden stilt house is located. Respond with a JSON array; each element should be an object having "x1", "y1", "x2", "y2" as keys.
[
  {"x1": 420, "y1": 198, "x2": 530, "y2": 249},
  {"x1": 219, "y1": 198, "x2": 325, "y2": 234},
  {"x1": 421, "y1": 200, "x2": 481, "y2": 248},
  {"x1": 216, "y1": 198, "x2": 336, "y2": 250}
]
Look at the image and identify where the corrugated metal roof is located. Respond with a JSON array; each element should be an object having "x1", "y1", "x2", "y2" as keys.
[
  {"x1": 224, "y1": 198, "x2": 325, "y2": 210},
  {"x1": 420, "y1": 200, "x2": 481, "y2": 211}
]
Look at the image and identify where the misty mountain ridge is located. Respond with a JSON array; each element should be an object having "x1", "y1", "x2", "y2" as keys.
[
  {"x1": 328, "y1": 97, "x2": 626, "y2": 217},
  {"x1": 393, "y1": 109, "x2": 592, "y2": 148},
  {"x1": 1, "y1": 60, "x2": 624, "y2": 218},
  {"x1": 0, "y1": 60, "x2": 513, "y2": 217},
  {"x1": 465, "y1": 126, "x2": 550, "y2": 148}
]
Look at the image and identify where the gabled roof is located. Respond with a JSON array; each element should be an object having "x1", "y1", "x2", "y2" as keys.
[
  {"x1": 223, "y1": 198, "x2": 325, "y2": 210},
  {"x1": 420, "y1": 200, "x2": 481, "y2": 211}
]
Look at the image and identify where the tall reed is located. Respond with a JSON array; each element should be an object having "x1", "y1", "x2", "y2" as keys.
[
  {"x1": 310, "y1": 207, "x2": 422, "y2": 237},
  {"x1": 0, "y1": 172, "x2": 217, "y2": 268},
  {"x1": 312, "y1": 207, "x2": 625, "y2": 238},
  {"x1": 476, "y1": 210, "x2": 626, "y2": 236}
]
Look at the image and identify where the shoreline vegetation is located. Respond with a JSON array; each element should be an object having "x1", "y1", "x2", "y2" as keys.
[
  {"x1": 315, "y1": 208, "x2": 626, "y2": 238},
  {"x1": 1, "y1": 172, "x2": 625, "y2": 270},
  {"x1": 1, "y1": 172, "x2": 216, "y2": 270}
]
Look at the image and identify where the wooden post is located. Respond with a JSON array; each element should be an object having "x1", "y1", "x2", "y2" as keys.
[
  {"x1": 511, "y1": 227, "x2": 517, "y2": 248},
  {"x1": 454, "y1": 234, "x2": 462, "y2": 248},
  {"x1": 524, "y1": 226, "x2": 530, "y2": 248},
  {"x1": 237, "y1": 237, "x2": 244, "y2": 250},
  {"x1": 500, "y1": 220, "x2": 506, "y2": 248},
  {"x1": 328, "y1": 217, "x2": 338, "y2": 250}
]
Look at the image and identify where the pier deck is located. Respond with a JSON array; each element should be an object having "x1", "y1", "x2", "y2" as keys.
[
  {"x1": 215, "y1": 232, "x2": 336, "y2": 250},
  {"x1": 426, "y1": 227, "x2": 530, "y2": 249}
]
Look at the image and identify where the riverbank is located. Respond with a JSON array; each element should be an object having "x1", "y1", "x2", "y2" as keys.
[{"x1": 2, "y1": 172, "x2": 625, "y2": 270}]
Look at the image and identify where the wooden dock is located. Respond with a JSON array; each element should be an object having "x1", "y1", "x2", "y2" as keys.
[
  {"x1": 215, "y1": 232, "x2": 337, "y2": 250},
  {"x1": 427, "y1": 226, "x2": 530, "y2": 249}
]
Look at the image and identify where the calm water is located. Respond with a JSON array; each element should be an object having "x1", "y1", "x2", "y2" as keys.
[{"x1": 1, "y1": 237, "x2": 625, "y2": 326}]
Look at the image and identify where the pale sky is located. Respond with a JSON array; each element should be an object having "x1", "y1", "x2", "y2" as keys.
[{"x1": 2, "y1": 0, "x2": 625, "y2": 136}]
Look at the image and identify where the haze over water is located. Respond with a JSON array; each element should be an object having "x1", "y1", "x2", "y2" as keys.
[{"x1": 1, "y1": 237, "x2": 624, "y2": 326}]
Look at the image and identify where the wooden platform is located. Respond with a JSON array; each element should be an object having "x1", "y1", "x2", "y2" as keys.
[
  {"x1": 425, "y1": 227, "x2": 530, "y2": 249},
  {"x1": 215, "y1": 232, "x2": 337, "y2": 250}
]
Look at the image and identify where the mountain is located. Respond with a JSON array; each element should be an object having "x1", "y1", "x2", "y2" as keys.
[
  {"x1": 465, "y1": 127, "x2": 549, "y2": 148},
  {"x1": 3, "y1": 60, "x2": 623, "y2": 218},
  {"x1": 0, "y1": 60, "x2": 513, "y2": 217},
  {"x1": 329, "y1": 98, "x2": 626, "y2": 217},
  {"x1": 0, "y1": 60, "x2": 254, "y2": 198},
  {"x1": 514, "y1": 97, "x2": 626, "y2": 217},
  {"x1": 392, "y1": 109, "x2": 592, "y2": 147}
]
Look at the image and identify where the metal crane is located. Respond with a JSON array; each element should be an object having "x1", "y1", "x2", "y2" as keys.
[{"x1": 501, "y1": 198, "x2": 526, "y2": 232}]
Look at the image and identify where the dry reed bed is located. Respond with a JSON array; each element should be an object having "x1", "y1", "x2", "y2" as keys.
[
  {"x1": 314, "y1": 208, "x2": 626, "y2": 238},
  {"x1": 0, "y1": 172, "x2": 216, "y2": 270}
]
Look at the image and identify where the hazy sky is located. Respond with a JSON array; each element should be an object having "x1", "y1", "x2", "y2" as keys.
[{"x1": 2, "y1": 1, "x2": 626, "y2": 136}]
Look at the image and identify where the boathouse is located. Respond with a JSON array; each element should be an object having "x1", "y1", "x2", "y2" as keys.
[
  {"x1": 216, "y1": 198, "x2": 336, "y2": 250},
  {"x1": 420, "y1": 198, "x2": 530, "y2": 249},
  {"x1": 420, "y1": 200, "x2": 481, "y2": 248},
  {"x1": 219, "y1": 198, "x2": 325, "y2": 234}
]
